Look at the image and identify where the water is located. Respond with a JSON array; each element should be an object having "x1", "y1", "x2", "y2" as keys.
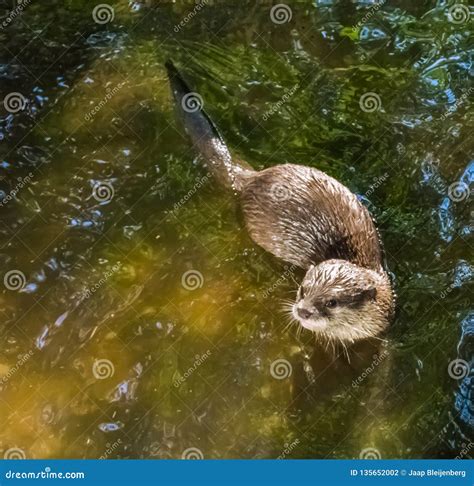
[{"x1": 0, "y1": 0, "x2": 472, "y2": 459}]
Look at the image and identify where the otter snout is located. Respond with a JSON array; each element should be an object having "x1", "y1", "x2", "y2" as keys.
[
  {"x1": 295, "y1": 302, "x2": 320, "y2": 320},
  {"x1": 296, "y1": 306, "x2": 314, "y2": 320},
  {"x1": 293, "y1": 301, "x2": 329, "y2": 333}
]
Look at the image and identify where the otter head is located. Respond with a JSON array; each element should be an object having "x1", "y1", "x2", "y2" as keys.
[{"x1": 293, "y1": 259, "x2": 393, "y2": 343}]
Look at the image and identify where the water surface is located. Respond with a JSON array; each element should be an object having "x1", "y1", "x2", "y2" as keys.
[{"x1": 0, "y1": 0, "x2": 472, "y2": 459}]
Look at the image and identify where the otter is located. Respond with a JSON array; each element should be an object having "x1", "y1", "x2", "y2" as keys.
[{"x1": 165, "y1": 60, "x2": 395, "y2": 344}]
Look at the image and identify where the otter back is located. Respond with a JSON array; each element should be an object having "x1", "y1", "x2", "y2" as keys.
[
  {"x1": 240, "y1": 164, "x2": 383, "y2": 271},
  {"x1": 166, "y1": 62, "x2": 384, "y2": 272}
]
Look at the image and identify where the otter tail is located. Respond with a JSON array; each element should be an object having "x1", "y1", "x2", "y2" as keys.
[{"x1": 165, "y1": 60, "x2": 253, "y2": 192}]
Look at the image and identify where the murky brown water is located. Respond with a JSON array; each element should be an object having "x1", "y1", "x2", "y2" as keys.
[{"x1": 0, "y1": 0, "x2": 472, "y2": 459}]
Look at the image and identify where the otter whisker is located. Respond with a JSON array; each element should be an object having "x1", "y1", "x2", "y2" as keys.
[
  {"x1": 297, "y1": 324, "x2": 304, "y2": 340},
  {"x1": 350, "y1": 326, "x2": 387, "y2": 343},
  {"x1": 282, "y1": 317, "x2": 297, "y2": 334},
  {"x1": 341, "y1": 339, "x2": 351, "y2": 364}
]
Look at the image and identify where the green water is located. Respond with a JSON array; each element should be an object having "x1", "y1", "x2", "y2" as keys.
[{"x1": 0, "y1": 0, "x2": 472, "y2": 459}]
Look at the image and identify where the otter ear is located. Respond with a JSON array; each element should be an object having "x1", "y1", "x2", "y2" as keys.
[
  {"x1": 362, "y1": 286, "x2": 377, "y2": 301},
  {"x1": 352, "y1": 285, "x2": 376, "y2": 303}
]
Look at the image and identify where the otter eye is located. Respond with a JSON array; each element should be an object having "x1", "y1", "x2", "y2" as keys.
[{"x1": 325, "y1": 299, "x2": 337, "y2": 308}]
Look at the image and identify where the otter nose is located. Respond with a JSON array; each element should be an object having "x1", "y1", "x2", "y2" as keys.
[{"x1": 297, "y1": 307, "x2": 313, "y2": 320}]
